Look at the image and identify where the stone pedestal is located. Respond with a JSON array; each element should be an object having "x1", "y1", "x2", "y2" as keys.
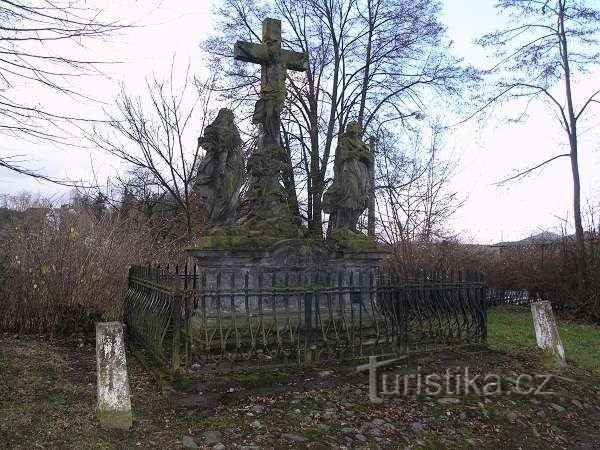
[
  {"x1": 96, "y1": 322, "x2": 133, "y2": 430},
  {"x1": 186, "y1": 239, "x2": 389, "y2": 322},
  {"x1": 531, "y1": 301, "x2": 567, "y2": 368},
  {"x1": 186, "y1": 238, "x2": 389, "y2": 288}
]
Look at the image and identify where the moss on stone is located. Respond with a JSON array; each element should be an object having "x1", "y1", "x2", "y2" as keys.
[
  {"x1": 196, "y1": 216, "x2": 309, "y2": 250},
  {"x1": 98, "y1": 408, "x2": 132, "y2": 430},
  {"x1": 194, "y1": 220, "x2": 380, "y2": 253},
  {"x1": 327, "y1": 227, "x2": 378, "y2": 251}
]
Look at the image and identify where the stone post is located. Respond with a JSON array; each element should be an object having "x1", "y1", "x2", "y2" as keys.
[
  {"x1": 530, "y1": 301, "x2": 567, "y2": 368},
  {"x1": 96, "y1": 322, "x2": 133, "y2": 429}
]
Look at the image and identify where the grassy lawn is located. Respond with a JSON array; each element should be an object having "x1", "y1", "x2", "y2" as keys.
[{"x1": 488, "y1": 305, "x2": 600, "y2": 371}]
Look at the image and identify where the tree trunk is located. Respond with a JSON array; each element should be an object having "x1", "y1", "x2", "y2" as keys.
[
  {"x1": 357, "y1": 0, "x2": 374, "y2": 127},
  {"x1": 367, "y1": 136, "x2": 376, "y2": 237},
  {"x1": 281, "y1": 129, "x2": 301, "y2": 221},
  {"x1": 309, "y1": 147, "x2": 324, "y2": 235},
  {"x1": 559, "y1": 2, "x2": 587, "y2": 287}
]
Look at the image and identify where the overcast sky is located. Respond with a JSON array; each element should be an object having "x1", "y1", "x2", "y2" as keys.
[{"x1": 0, "y1": 0, "x2": 598, "y2": 244}]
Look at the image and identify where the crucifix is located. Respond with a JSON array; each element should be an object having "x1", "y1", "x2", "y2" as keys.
[
  {"x1": 234, "y1": 18, "x2": 308, "y2": 219},
  {"x1": 235, "y1": 18, "x2": 308, "y2": 149}
]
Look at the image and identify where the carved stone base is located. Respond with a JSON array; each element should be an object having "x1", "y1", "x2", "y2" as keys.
[{"x1": 186, "y1": 239, "x2": 389, "y2": 289}]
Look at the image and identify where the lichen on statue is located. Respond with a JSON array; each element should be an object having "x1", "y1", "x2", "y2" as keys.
[
  {"x1": 193, "y1": 108, "x2": 244, "y2": 227},
  {"x1": 197, "y1": 216, "x2": 309, "y2": 250},
  {"x1": 323, "y1": 121, "x2": 373, "y2": 233}
]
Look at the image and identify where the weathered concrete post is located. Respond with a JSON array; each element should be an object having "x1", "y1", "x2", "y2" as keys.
[
  {"x1": 531, "y1": 301, "x2": 567, "y2": 368},
  {"x1": 96, "y1": 322, "x2": 133, "y2": 429}
]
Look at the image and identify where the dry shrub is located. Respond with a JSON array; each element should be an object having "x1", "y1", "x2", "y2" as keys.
[
  {"x1": 386, "y1": 239, "x2": 496, "y2": 273},
  {"x1": 386, "y1": 235, "x2": 600, "y2": 322},
  {"x1": 0, "y1": 206, "x2": 175, "y2": 334},
  {"x1": 482, "y1": 233, "x2": 600, "y2": 322}
]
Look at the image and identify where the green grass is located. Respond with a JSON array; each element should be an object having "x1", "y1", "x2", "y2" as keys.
[{"x1": 488, "y1": 305, "x2": 600, "y2": 371}]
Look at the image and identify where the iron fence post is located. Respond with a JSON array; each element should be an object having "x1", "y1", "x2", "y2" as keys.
[
  {"x1": 481, "y1": 273, "x2": 488, "y2": 343},
  {"x1": 171, "y1": 291, "x2": 182, "y2": 372},
  {"x1": 304, "y1": 285, "x2": 314, "y2": 363}
]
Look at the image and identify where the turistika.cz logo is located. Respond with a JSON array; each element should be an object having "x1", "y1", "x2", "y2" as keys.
[{"x1": 357, "y1": 356, "x2": 563, "y2": 403}]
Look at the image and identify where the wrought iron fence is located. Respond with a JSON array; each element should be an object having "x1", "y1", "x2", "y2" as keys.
[
  {"x1": 124, "y1": 265, "x2": 487, "y2": 372},
  {"x1": 487, "y1": 289, "x2": 531, "y2": 306}
]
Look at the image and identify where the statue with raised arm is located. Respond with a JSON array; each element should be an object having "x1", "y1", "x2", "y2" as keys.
[
  {"x1": 323, "y1": 122, "x2": 373, "y2": 233},
  {"x1": 193, "y1": 108, "x2": 244, "y2": 226}
]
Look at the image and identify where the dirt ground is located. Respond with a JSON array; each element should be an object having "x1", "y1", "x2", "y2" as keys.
[{"x1": 1, "y1": 333, "x2": 599, "y2": 449}]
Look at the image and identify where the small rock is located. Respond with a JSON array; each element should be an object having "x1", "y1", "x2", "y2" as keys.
[
  {"x1": 281, "y1": 433, "x2": 309, "y2": 443},
  {"x1": 317, "y1": 423, "x2": 330, "y2": 431},
  {"x1": 410, "y1": 421, "x2": 424, "y2": 432},
  {"x1": 550, "y1": 403, "x2": 565, "y2": 413},
  {"x1": 369, "y1": 428, "x2": 383, "y2": 437},
  {"x1": 250, "y1": 420, "x2": 263, "y2": 429},
  {"x1": 507, "y1": 411, "x2": 518, "y2": 423},
  {"x1": 319, "y1": 370, "x2": 334, "y2": 378},
  {"x1": 536, "y1": 410, "x2": 546, "y2": 418},
  {"x1": 459, "y1": 412, "x2": 467, "y2": 421},
  {"x1": 204, "y1": 431, "x2": 223, "y2": 446},
  {"x1": 213, "y1": 445, "x2": 225, "y2": 450},
  {"x1": 240, "y1": 446, "x2": 260, "y2": 450},
  {"x1": 181, "y1": 436, "x2": 198, "y2": 449},
  {"x1": 371, "y1": 418, "x2": 386, "y2": 426},
  {"x1": 251, "y1": 405, "x2": 265, "y2": 414},
  {"x1": 322, "y1": 410, "x2": 336, "y2": 420},
  {"x1": 532, "y1": 427, "x2": 540, "y2": 437},
  {"x1": 438, "y1": 397, "x2": 461, "y2": 405},
  {"x1": 571, "y1": 399, "x2": 583, "y2": 409},
  {"x1": 381, "y1": 423, "x2": 396, "y2": 433},
  {"x1": 355, "y1": 434, "x2": 367, "y2": 442}
]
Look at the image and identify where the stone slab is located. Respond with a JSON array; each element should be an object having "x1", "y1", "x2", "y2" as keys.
[
  {"x1": 96, "y1": 321, "x2": 133, "y2": 430},
  {"x1": 186, "y1": 238, "x2": 389, "y2": 274},
  {"x1": 531, "y1": 301, "x2": 567, "y2": 368}
]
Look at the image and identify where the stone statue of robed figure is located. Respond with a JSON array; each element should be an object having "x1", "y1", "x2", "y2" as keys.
[
  {"x1": 193, "y1": 108, "x2": 244, "y2": 226},
  {"x1": 323, "y1": 122, "x2": 373, "y2": 233}
]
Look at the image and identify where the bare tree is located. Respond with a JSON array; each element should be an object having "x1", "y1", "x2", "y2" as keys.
[
  {"x1": 376, "y1": 123, "x2": 462, "y2": 264},
  {"x1": 203, "y1": 0, "x2": 469, "y2": 237},
  {"x1": 477, "y1": 0, "x2": 600, "y2": 287},
  {"x1": 89, "y1": 66, "x2": 216, "y2": 242},
  {"x1": 0, "y1": 0, "x2": 132, "y2": 178}
]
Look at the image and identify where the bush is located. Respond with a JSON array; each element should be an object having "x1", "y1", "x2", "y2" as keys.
[
  {"x1": 0, "y1": 206, "x2": 175, "y2": 334},
  {"x1": 386, "y1": 233, "x2": 600, "y2": 323}
]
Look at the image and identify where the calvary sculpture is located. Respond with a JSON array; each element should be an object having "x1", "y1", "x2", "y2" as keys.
[{"x1": 193, "y1": 17, "x2": 377, "y2": 253}]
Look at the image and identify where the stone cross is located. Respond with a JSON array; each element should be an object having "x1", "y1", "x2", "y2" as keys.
[
  {"x1": 234, "y1": 18, "x2": 308, "y2": 149},
  {"x1": 234, "y1": 18, "x2": 308, "y2": 219}
]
